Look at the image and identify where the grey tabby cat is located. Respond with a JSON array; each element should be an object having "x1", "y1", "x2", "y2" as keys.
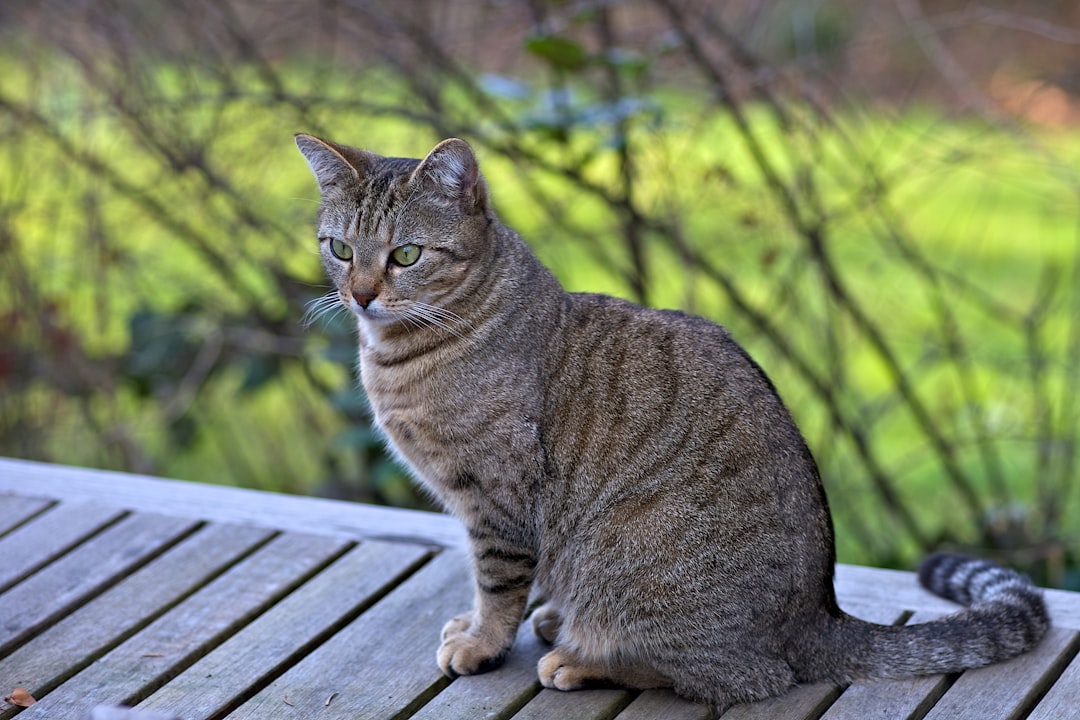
[{"x1": 295, "y1": 133, "x2": 1049, "y2": 711}]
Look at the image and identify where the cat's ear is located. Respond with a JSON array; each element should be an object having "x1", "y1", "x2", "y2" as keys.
[
  {"x1": 412, "y1": 138, "x2": 486, "y2": 214},
  {"x1": 294, "y1": 134, "x2": 374, "y2": 193}
]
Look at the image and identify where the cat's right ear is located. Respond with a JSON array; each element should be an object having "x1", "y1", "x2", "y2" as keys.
[{"x1": 294, "y1": 134, "x2": 372, "y2": 193}]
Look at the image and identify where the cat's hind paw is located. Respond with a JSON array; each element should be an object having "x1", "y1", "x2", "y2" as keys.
[
  {"x1": 537, "y1": 647, "x2": 593, "y2": 691},
  {"x1": 538, "y1": 646, "x2": 673, "y2": 692}
]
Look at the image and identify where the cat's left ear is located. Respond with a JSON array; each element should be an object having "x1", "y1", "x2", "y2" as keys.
[
  {"x1": 412, "y1": 138, "x2": 487, "y2": 214},
  {"x1": 295, "y1": 134, "x2": 374, "y2": 193}
]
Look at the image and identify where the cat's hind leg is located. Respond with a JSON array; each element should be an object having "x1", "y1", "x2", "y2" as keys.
[
  {"x1": 538, "y1": 645, "x2": 672, "y2": 691},
  {"x1": 530, "y1": 602, "x2": 562, "y2": 644},
  {"x1": 663, "y1": 652, "x2": 798, "y2": 712}
]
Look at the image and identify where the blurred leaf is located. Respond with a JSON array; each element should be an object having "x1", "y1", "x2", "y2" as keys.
[
  {"x1": 332, "y1": 424, "x2": 381, "y2": 450},
  {"x1": 240, "y1": 354, "x2": 280, "y2": 393},
  {"x1": 329, "y1": 388, "x2": 369, "y2": 416},
  {"x1": 168, "y1": 414, "x2": 199, "y2": 450},
  {"x1": 526, "y1": 34, "x2": 588, "y2": 71},
  {"x1": 479, "y1": 73, "x2": 531, "y2": 101},
  {"x1": 579, "y1": 97, "x2": 658, "y2": 127},
  {"x1": 600, "y1": 48, "x2": 649, "y2": 80},
  {"x1": 371, "y1": 460, "x2": 416, "y2": 506},
  {"x1": 125, "y1": 309, "x2": 204, "y2": 396},
  {"x1": 320, "y1": 336, "x2": 359, "y2": 364}
]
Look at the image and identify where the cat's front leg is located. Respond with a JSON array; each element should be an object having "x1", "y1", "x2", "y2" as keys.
[{"x1": 437, "y1": 528, "x2": 536, "y2": 678}]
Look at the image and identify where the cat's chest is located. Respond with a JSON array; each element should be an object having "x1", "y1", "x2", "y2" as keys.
[
  {"x1": 360, "y1": 354, "x2": 475, "y2": 472},
  {"x1": 359, "y1": 347, "x2": 542, "y2": 487}
]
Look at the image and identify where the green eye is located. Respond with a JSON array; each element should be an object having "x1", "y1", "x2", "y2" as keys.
[
  {"x1": 328, "y1": 238, "x2": 353, "y2": 261},
  {"x1": 391, "y1": 244, "x2": 421, "y2": 267}
]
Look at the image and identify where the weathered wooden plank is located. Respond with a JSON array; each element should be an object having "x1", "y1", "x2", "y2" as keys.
[
  {"x1": 614, "y1": 690, "x2": 713, "y2": 720},
  {"x1": 0, "y1": 457, "x2": 466, "y2": 549},
  {"x1": 1027, "y1": 651, "x2": 1080, "y2": 720},
  {"x1": 0, "y1": 523, "x2": 273, "y2": 720},
  {"x1": 512, "y1": 688, "x2": 634, "y2": 720},
  {"x1": 0, "y1": 501, "x2": 125, "y2": 593},
  {"x1": 836, "y1": 563, "x2": 1080, "y2": 630},
  {"x1": 718, "y1": 682, "x2": 839, "y2": 720},
  {"x1": 0, "y1": 494, "x2": 51, "y2": 536},
  {"x1": 835, "y1": 565, "x2": 963, "y2": 618},
  {"x1": 137, "y1": 539, "x2": 431, "y2": 720},
  {"x1": 85, "y1": 707, "x2": 180, "y2": 720},
  {"x1": 922, "y1": 625, "x2": 1079, "y2": 720},
  {"x1": 0, "y1": 511, "x2": 197, "y2": 654},
  {"x1": 838, "y1": 603, "x2": 912, "y2": 626},
  {"x1": 227, "y1": 549, "x2": 473, "y2": 720},
  {"x1": 18, "y1": 532, "x2": 350, "y2": 720},
  {"x1": 828, "y1": 674, "x2": 947, "y2": 720},
  {"x1": 408, "y1": 621, "x2": 544, "y2": 720},
  {"x1": 819, "y1": 610, "x2": 952, "y2": 720}
]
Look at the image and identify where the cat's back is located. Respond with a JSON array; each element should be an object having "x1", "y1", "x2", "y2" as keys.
[
  {"x1": 547, "y1": 292, "x2": 794, "y2": 453},
  {"x1": 540, "y1": 292, "x2": 836, "y2": 614}
]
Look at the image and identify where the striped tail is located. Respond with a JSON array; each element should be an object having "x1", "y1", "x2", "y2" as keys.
[
  {"x1": 827, "y1": 552, "x2": 1049, "y2": 681},
  {"x1": 916, "y1": 552, "x2": 1049, "y2": 657}
]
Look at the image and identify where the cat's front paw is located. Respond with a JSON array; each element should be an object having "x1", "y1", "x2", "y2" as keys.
[
  {"x1": 441, "y1": 612, "x2": 473, "y2": 642},
  {"x1": 437, "y1": 613, "x2": 509, "y2": 678}
]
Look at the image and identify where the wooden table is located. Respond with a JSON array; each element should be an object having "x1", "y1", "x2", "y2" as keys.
[{"x1": 1, "y1": 457, "x2": 1078, "y2": 720}]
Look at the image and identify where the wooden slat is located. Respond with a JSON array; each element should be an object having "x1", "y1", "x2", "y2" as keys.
[
  {"x1": 227, "y1": 550, "x2": 474, "y2": 720},
  {"x1": 513, "y1": 688, "x2": 634, "y2": 720},
  {"x1": 0, "y1": 457, "x2": 466, "y2": 549},
  {"x1": 1027, "y1": 652, "x2": 1080, "y2": 720},
  {"x1": 0, "y1": 493, "x2": 51, "y2": 536},
  {"x1": 922, "y1": 626, "x2": 1080, "y2": 720},
  {"x1": 86, "y1": 708, "x2": 180, "y2": 720},
  {"x1": 835, "y1": 565, "x2": 965, "y2": 618},
  {"x1": 719, "y1": 682, "x2": 839, "y2": 720},
  {"x1": 136, "y1": 539, "x2": 432, "y2": 720},
  {"x1": 407, "y1": 621, "x2": 544, "y2": 720},
  {"x1": 615, "y1": 690, "x2": 713, "y2": 720},
  {"x1": 0, "y1": 522, "x2": 272, "y2": 720},
  {"x1": 0, "y1": 511, "x2": 197, "y2": 654},
  {"x1": 0, "y1": 501, "x2": 125, "y2": 593},
  {"x1": 19, "y1": 532, "x2": 350, "y2": 720}
]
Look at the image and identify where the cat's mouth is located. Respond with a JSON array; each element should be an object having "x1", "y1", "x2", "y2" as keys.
[
  {"x1": 341, "y1": 292, "x2": 472, "y2": 339},
  {"x1": 347, "y1": 296, "x2": 391, "y2": 322}
]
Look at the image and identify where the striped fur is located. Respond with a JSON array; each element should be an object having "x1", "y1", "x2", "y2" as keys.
[{"x1": 296, "y1": 134, "x2": 1050, "y2": 711}]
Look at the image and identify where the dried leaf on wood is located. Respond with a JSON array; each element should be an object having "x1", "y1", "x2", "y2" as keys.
[{"x1": 4, "y1": 688, "x2": 36, "y2": 707}]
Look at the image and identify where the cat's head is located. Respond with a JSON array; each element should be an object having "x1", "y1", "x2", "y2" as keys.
[{"x1": 295, "y1": 134, "x2": 492, "y2": 339}]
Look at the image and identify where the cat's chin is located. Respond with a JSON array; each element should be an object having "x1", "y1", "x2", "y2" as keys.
[
  {"x1": 352, "y1": 306, "x2": 394, "y2": 324},
  {"x1": 352, "y1": 306, "x2": 416, "y2": 336}
]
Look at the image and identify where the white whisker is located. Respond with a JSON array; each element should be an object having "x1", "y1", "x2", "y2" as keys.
[
  {"x1": 401, "y1": 302, "x2": 474, "y2": 340},
  {"x1": 302, "y1": 291, "x2": 348, "y2": 328},
  {"x1": 396, "y1": 312, "x2": 424, "y2": 335}
]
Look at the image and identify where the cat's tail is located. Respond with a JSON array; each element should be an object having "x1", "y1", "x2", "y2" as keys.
[{"x1": 824, "y1": 552, "x2": 1049, "y2": 681}]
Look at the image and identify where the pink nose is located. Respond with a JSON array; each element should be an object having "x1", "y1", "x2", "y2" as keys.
[{"x1": 352, "y1": 291, "x2": 376, "y2": 309}]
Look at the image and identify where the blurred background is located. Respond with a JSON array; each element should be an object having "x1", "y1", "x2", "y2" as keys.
[{"x1": 1, "y1": 0, "x2": 1078, "y2": 586}]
